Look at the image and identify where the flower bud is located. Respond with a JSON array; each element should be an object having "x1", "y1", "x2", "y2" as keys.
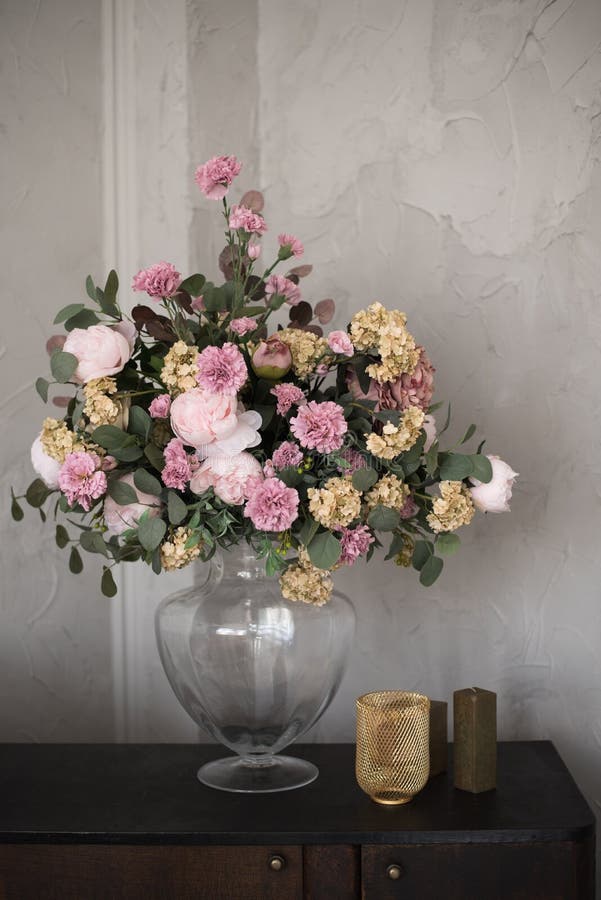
[{"x1": 251, "y1": 337, "x2": 292, "y2": 379}]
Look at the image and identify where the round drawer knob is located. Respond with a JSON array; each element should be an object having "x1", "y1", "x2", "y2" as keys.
[
  {"x1": 387, "y1": 863, "x2": 403, "y2": 880},
  {"x1": 269, "y1": 854, "x2": 285, "y2": 872}
]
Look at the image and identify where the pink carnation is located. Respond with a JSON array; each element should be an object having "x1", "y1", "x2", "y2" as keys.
[
  {"x1": 162, "y1": 438, "x2": 192, "y2": 491},
  {"x1": 337, "y1": 448, "x2": 367, "y2": 475},
  {"x1": 194, "y1": 155, "x2": 242, "y2": 200},
  {"x1": 290, "y1": 400, "x2": 348, "y2": 454},
  {"x1": 272, "y1": 441, "x2": 304, "y2": 470},
  {"x1": 230, "y1": 317, "x2": 256, "y2": 337},
  {"x1": 191, "y1": 295, "x2": 205, "y2": 312},
  {"x1": 270, "y1": 382, "x2": 306, "y2": 416},
  {"x1": 149, "y1": 394, "x2": 172, "y2": 418},
  {"x1": 263, "y1": 460, "x2": 276, "y2": 478},
  {"x1": 339, "y1": 524, "x2": 374, "y2": 566},
  {"x1": 229, "y1": 205, "x2": 267, "y2": 235},
  {"x1": 132, "y1": 262, "x2": 181, "y2": 299},
  {"x1": 247, "y1": 240, "x2": 261, "y2": 260},
  {"x1": 265, "y1": 274, "x2": 301, "y2": 306},
  {"x1": 327, "y1": 330, "x2": 354, "y2": 357},
  {"x1": 196, "y1": 342, "x2": 248, "y2": 396},
  {"x1": 244, "y1": 477, "x2": 299, "y2": 532},
  {"x1": 58, "y1": 450, "x2": 107, "y2": 511},
  {"x1": 278, "y1": 233, "x2": 304, "y2": 258}
]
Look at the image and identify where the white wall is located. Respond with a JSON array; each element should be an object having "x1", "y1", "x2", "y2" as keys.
[{"x1": 2, "y1": 0, "x2": 601, "y2": 870}]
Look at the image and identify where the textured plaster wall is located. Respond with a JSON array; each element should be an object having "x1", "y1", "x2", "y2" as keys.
[{"x1": 0, "y1": 0, "x2": 114, "y2": 740}]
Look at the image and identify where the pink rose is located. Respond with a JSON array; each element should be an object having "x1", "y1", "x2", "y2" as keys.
[
  {"x1": 194, "y1": 155, "x2": 242, "y2": 200},
  {"x1": 190, "y1": 452, "x2": 263, "y2": 505},
  {"x1": 63, "y1": 324, "x2": 133, "y2": 383},
  {"x1": 251, "y1": 337, "x2": 292, "y2": 379},
  {"x1": 103, "y1": 472, "x2": 161, "y2": 535},
  {"x1": 170, "y1": 388, "x2": 261, "y2": 456},
  {"x1": 327, "y1": 331, "x2": 354, "y2": 357},
  {"x1": 30, "y1": 435, "x2": 61, "y2": 489},
  {"x1": 149, "y1": 394, "x2": 172, "y2": 418},
  {"x1": 469, "y1": 455, "x2": 518, "y2": 513}
]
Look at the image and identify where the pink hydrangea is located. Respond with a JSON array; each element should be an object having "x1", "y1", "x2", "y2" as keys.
[
  {"x1": 270, "y1": 382, "x2": 306, "y2": 416},
  {"x1": 161, "y1": 438, "x2": 192, "y2": 491},
  {"x1": 327, "y1": 330, "x2": 354, "y2": 357},
  {"x1": 265, "y1": 274, "x2": 301, "y2": 307},
  {"x1": 149, "y1": 394, "x2": 172, "y2": 418},
  {"x1": 337, "y1": 448, "x2": 367, "y2": 475},
  {"x1": 290, "y1": 400, "x2": 348, "y2": 454},
  {"x1": 230, "y1": 317, "x2": 256, "y2": 337},
  {"x1": 278, "y1": 233, "x2": 304, "y2": 258},
  {"x1": 339, "y1": 524, "x2": 374, "y2": 566},
  {"x1": 272, "y1": 441, "x2": 304, "y2": 470},
  {"x1": 58, "y1": 450, "x2": 107, "y2": 511},
  {"x1": 244, "y1": 478, "x2": 299, "y2": 532},
  {"x1": 229, "y1": 205, "x2": 267, "y2": 235},
  {"x1": 132, "y1": 262, "x2": 181, "y2": 299},
  {"x1": 196, "y1": 342, "x2": 248, "y2": 396},
  {"x1": 194, "y1": 155, "x2": 242, "y2": 200}
]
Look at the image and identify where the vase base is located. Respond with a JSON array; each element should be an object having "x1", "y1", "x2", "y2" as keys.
[{"x1": 197, "y1": 754, "x2": 319, "y2": 793}]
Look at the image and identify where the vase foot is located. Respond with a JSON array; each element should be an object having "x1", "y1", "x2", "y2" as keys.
[{"x1": 197, "y1": 754, "x2": 319, "y2": 793}]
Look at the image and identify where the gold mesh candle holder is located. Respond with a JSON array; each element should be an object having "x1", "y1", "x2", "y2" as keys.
[{"x1": 356, "y1": 691, "x2": 430, "y2": 805}]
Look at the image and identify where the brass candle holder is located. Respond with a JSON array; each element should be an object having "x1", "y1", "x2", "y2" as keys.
[{"x1": 356, "y1": 691, "x2": 430, "y2": 805}]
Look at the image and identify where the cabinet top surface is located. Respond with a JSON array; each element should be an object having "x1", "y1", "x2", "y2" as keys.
[{"x1": 0, "y1": 741, "x2": 594, "y2": 846}]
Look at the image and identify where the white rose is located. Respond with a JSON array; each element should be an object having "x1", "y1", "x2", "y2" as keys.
[
  {"x1": 469, "y1": 455, "x2": 518, "y2": 513},
  {"x1": 30, "y1": 435, "x2": 61, "y2": 489}
]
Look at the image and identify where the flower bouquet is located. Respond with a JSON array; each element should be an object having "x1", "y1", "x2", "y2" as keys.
[{"x1": 12, "y1": 155, "x2": 517, "y2": 603}]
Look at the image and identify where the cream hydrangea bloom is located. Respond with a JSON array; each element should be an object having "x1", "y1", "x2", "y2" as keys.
[
  {"x1": 365, "y1": 406, "x2": 425, "y2": 459},
  {"x1": 83, "y1": 377, "x2": 122, "y2": 427},
  {"x1": 40, "y1": 418, "x2": 85, "y2": 463},
  {"x1": 365, "y1": 474, "x2": 410, "y2": 511},
  {"x1": 279, "y1": 548, "x2": 333, "y2": 606},
  {"x1": 162, "y1": 341, "x2": 200, "y2": 395},
  {"x1": 350, "y1": 302, "x2": 419, "y2": 383},
  {"x1": 160, "y1": 527, "x2": 201, "y2": 571},
  {"x1": 308, "y1": 477, "x2": 362, "y2": 528},
  {"x1": 277, "y1": 328, "x2": 329, "y2": 378},
  {"x1": 427, "y1": 481, "x2": 475, "y2": 533}
]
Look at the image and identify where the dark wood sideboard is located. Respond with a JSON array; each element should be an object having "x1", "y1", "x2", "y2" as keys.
[{"x1": 0, "y1": 741, "x2": 594, "y2": 899}]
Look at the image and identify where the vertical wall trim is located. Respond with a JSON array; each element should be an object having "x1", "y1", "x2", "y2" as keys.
[{"x1": 102, "y1": 0, "x2": 138, "y2": 742}]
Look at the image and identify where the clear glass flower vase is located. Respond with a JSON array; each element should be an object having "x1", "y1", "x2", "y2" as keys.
[{"x1": 155, "y1": 544, "x2": 355, "y2": 793}]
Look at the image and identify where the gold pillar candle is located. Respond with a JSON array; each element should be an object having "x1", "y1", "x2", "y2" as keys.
[
  {"x1": 356, "y1": 691, "x2": 430, "y2": 806},
  {"x1": 453, "y1": 686, "x2": 497, "y2": 793},
  {"x1": 428, "y1": 700, "x2": 448, "y2": 778}
]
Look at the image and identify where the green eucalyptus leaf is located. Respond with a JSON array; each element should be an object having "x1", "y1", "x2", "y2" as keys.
[
  {"x1": 179, "y1": 273, "x2": 206, "y2": 296},
  {"x1": 108, "y1": 480, "x2": 138, "y2": 506},
  {"x1": 351, "y1": 468, "x2": 378, "y2": 492},
  {"x1": 307, "y1": 530, "x2": 341, "y2": 570},
  {"x1": 460, "y1": 423, "x2": 477, "y2": 445},
  {"x1": 412, "y1": 540, "x2": 432, "y2": 571},
  {"x1": 470, "y1": 454, "x2": 493, "y2": 484},
  {"x1": 91, "y1": 425, "x2": 132, "y2": 451},
  {"x1": 167, "y1": 491, "x2": 187, "y2": 525},
  {"x1": 69, "y1": 546, "x2": 83, "y2": 574},
  {"x1": 109, "y1": 445, "x2": 143, "y2": 462},
  {"x1": 25, "y1": 478, "x2": 51, "y2": 508},
  {"x1": 55, "y1": 524, "x2": 69, "y2": 548},
  {"x1": 144, "y1": 443, "x2": 165, "y2": 472},
  {"x1": 64, "y1": 309, "x2": 101, "y2": 331},
  {"x1": 419, "y1": 554, "x2": 443, "y2": 586},
  {"x1": 137, "y1": 516, "x2": 167, "y2": 552},
  {"x1": 35, "y1": 377, "x2": 49, "y2": 403},
  {"x1": 425, "y1": 441, "x2": 439, "y2": 476},
  {"x1": 54, "y1": 303, "x2": 85, "y2": 324},
  {"x1": 151, "y1": 549, "x2": 162, "y2": 574},
  {"x1": 298, "y1": 516, "x2": 319, "y2": 548},
  {"x1": 101, "y1": 567, "x2": 118, "y2": 597},
  {"x1": 276, "y1": 466, "x2": 303, "y2": 487},
  {"x1": 133, "y1": 468, "x2": 162, "y2": 496},
  {"x1": 128, "y1": 406, "x2": 152, "y2": 440},
  {"x1": 437, "y1": 533, "x2": 460, "y2": 556},
  {"x1": 11, "y1": 497, "x2": 24, "y2": 521},
  {"x1": 80, "y1": 530, "x2": 110, "y2": 557},
  {"x1": 50, "y1": 351, "x2": 78, "y2": 383},
  {"x1": 86, "y1": 275, "x2": 97, "y2": 302},
  {"x1": 439, "y1": 453, "x2": 473, "y2": 481},
  {"x1": 439, "y1": 402, "x2": 452, "y2": 436},
  {"x1": 367, "y1": 504, "x2": 400, "y2": 532}
]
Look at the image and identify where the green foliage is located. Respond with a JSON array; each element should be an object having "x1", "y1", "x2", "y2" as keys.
[
  {"x1": 133, "y1": 468, "x2": 162, "y2": 496},
  {"x1": 25, "y1": 478, "x2": 51, "y2": 508},
  {"x1": 179, "y1": 273, "x2": 206, "y2": 296},
  {"x1": 69, "y1": 546, "x2": 83, "y2": 574},
  {"x1": 80, "y1": 531, "x2": 110, "y2": 557},
  {"x1": 54, "y1": 303, "x2": 85, "y2": 324},
  {"x1": 307, "y1": 530, "x2": 341, "y2": 570},
  {"x1": 55, "y1": 524, "x2": 69, "y2": 548},
  {"x1": 367, "y1": 504, "x2": 400, "y2": 532},
  {"x1": 101, "y1": 567, "x2": 118, "y2": 597},
  {"x1": 64, "y1": 309, "x2": 100, "y2": 331},
  {"x1": 412, "y1": 540, "x2": 433, "y2": 571},
  {"x1": 470, "y1": 454, "x2": 493, "y2": 483},
  {"x1": 419, "y1": 554, "x2": 443, "y2": 586},
  {"x1": 86, "y1": 275, "x2": 97, "y2": 302},
  {"x1": 128, "y1": 406, "x2": 152, "y2": 440},
  {"x1": 351, "y1": 467, "x2": 378, "y2": 492},
  {"x1": 144, "y1": 443, "x2": 165, "y2": 472},
  {"x1": 11, "y1": 494, "x2": 24, "y2": 521},
  {"x1": 107, "y1": 479, "x2": 138, "y2": 506},
  {"x1": 436, "y1": 533, "x2": 460, "y2": 556},
  {"x1": 50, "y1": 351, "x2": 78, "y2": 383},
  {"x1": 137, "y1": 517, "x2": 166, "y2": 552},
  {"x1": 167, "y1": 491, "x2": 188, "y2": 525},
  {"x1": 438, "y1": 453, "x2": 473, "y2": 481},
  {"x1": 35, "y1": 377, "x2": 49, "y2": 403}
]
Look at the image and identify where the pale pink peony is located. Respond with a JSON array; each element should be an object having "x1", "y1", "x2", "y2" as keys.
[
  {"x1": 265, "y1": 274, "x2": 301, "y2": 306},
  {"x1": 149, "y1": 394, "x2": 172, "y2": 418},
  {"x1": 58, "y1": 450, "x2": 107, "y2": 511},
  {"x1": 272, "y1": 441, "x2": 304, "y2": 470},
  {"x1": 113, "y1": 319, "x2": 137, "y2": 354},
  {"x1": 63, "y1": 324, "x2": 133, "y2": 383},
  {"x1": 229, "y1": 205, "x2": 267, "y2": 235},
  {"x1": 132, "y1": 261, "x2": 181, "y2": 299},
  {"x1": 103, "y1": 472, "x2": 161, "y2": 536},
  {"x1": 31, "y1": 435, "x2": 61, "y2": 489},
  {"x1": 162, "y1": 438, "x2": 193, "y2": 491},
  {"x1": 469, "y1": 455, "x2": 518, "y2": 513},
  {"x1": 378, "y1": 348, "x2": 435, "y2": 412},
  {"x1": 244, "y1": 477, "x2": 299, "y2": 532},
  {"x1": 247, "y1": 240, "x2": 262, "y2": 261},
  {"x1": 230, "y1": 317, "x2": 256, "y2": 336},
  {"x1": 290, "y1": 400, "x2": 348, "y2": 454},
  {"x1": 327, "y1": 330, "x2": 354, "y2": 357},
  {"x1": 339, "y1": 524, "x2": 374, "y2": 565},
  {"x1": 251, "y1": 337, "x2": 292, "y2": 379},
  {"x1": 190, "y1": 452, "x2": 263, "y2": 505},
  {"x1": 277, "y1": 233, "x2": 304, "y2": 258},
  {"x1": 196, "y1": 342, "x2": 247, "y2": 395},
  {"x1": 194, "y1": 155, "x2": 242, "y2": 200},
  {"x1": 270, "y1": 382, "x2": 306, "y2": 416},
  {"x1": 170, "y1": 388, "x2": 261, "y2": 457}
]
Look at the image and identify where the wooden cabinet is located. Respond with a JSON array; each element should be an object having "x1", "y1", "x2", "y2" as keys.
[{"x1": 0, "y1": 742, "x2": 595, "y2": 899}]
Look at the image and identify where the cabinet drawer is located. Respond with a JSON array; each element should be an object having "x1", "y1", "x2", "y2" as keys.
[
  {"x1": 362, "y1": 841, "x2": 594, "y2": 900},
  {"x1": 0, "y1": 844, "x2": 303, "y2": 900}
]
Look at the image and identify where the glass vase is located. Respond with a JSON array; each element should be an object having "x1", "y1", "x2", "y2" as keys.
[{"x1": 155, "y1": 544, "x2": 355, "y2": 793}]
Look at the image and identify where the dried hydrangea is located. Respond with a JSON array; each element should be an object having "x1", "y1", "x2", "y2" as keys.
[
  {"x1": 162, "y1": 340, "x2": 200, "y2": 395},
  {"x1": 349, "y1": 301, "x2": 389, "y2": 351},
  {"x1": 365, "y1": 406, "x2": 425, "y2": 459},
  {"x1": 308, "y1": 477, "x2": 362, "y2": 528},
  {"x1": 365, "y1": 474, "x2": 410, "y2": 512},
  {"x1": 277, "y1": 328, "x2": 328, "y2": 378},
  {"x1": 350, "y1": 302, "x2": 419, "y2": 383},
  {"x1": 160, "y1": 527, "x2": 201, "y2": 571},
  {"x1": 40, "y1": 418, "x2": 85, "y2": 463},
  {"x1": 83, "y1": 377, "x2": 121, "y2": 427},
  {"x1": 427, "y1": 481, "x2": 475, "y2": 533},
  {"x1": 279, "y1": 548, "x2": 333, "y2": 606}
]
